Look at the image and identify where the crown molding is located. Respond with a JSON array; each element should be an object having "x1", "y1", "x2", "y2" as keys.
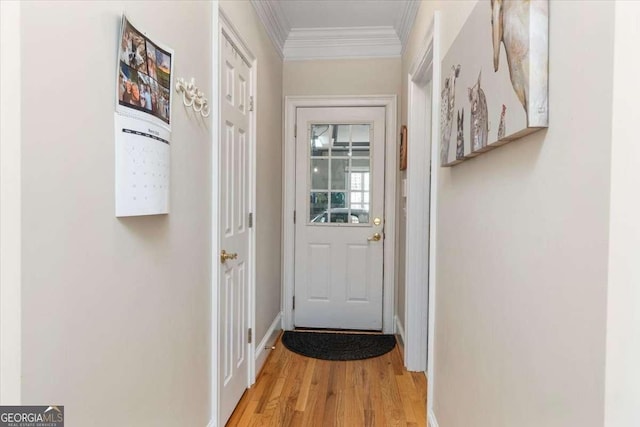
[
  {"x1": 249, "y1": 1, "x2": 418, "y2": 61},
  {"x1": 249, "y1": 0, "x2": 289, "y2": 58},
  {"x1": 283, "y1": 26, "x2": 401, "y2": 61},
  {"x1": 396, "y1": 0, "x2": 421, "y2": 53}
]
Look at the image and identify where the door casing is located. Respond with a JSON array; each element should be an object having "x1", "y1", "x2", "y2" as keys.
[
  {"x1": 404, "y1": 15, "x2": 438, "y2": 373},
  {"x1": 283, "y1": 96, "x2": 397, "y2": 334},
  {"x1": 211, "y1": 8, "x2": 257, "y2": 427},
  {"x1": 405, "y1": 13, "x2": 440, "y2": 425}
]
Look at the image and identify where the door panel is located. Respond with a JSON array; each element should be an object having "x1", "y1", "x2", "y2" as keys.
[
  {"x1": 308, "y1": 243, "x2": 331, "y2": 300},
  {"x1": 346, "y1": 244, "x2": 369, "y2": 301},
  {"x1": 223, "y1": 123, "x2": 234, "y2": 236},
  {"x1": 219, "y1": 32, "x2": 251, "y2": 425},
  {"x1": 294, "y1": 107, "x2": 385, "y2": 331}
]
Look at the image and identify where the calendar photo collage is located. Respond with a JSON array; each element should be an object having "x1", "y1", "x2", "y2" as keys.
[{"x1": 117, "y1": 16, "x2": 172, "y2": 126}]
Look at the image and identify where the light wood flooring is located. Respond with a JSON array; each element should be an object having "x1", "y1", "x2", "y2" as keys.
[{"x1": 226, "y1": 334, "x2": 427, "y2": 426}]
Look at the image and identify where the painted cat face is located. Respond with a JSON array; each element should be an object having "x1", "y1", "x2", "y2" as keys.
[{"x1": 468, "y1": 72, "x2": 483, "y2": 107}]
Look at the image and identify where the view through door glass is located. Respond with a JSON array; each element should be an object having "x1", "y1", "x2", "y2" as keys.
[{"x1": 309, "y1": 124, "x2": 371, "y2": 225}]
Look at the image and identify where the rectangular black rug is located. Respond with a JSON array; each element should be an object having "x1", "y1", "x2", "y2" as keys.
[{"x1": 282, "y1": 331, "x2": 396, "y2": 361}]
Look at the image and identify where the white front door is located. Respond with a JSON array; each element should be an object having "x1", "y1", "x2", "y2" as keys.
[
  {"x1": 218, "y1": 29, "x2": 252, "y2": 426},
  {"x1": 294, "y1": 107, "x2": 386, "y2": 330}
]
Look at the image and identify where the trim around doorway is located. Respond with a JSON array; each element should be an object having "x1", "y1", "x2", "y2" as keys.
[
  {"x1": 404, "y1": 15, "x2": 436, "y2": 373},
  {"x1": 282, "y1": 95, "x2": 398, "y2": 334},
  {"x1": 212, "y1": 7, "x2": 257, "y2": 427},
  {"x1": 219, "y1": 6, "x2": 259, "y2": 386},
  {"x1": 404, "y1": 12, "x2": 440, "y2": 419}
]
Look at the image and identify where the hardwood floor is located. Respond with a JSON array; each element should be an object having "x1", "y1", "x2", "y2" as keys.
[{"x1": 226, "y1": 334, "x2": 427, "y2": 426}]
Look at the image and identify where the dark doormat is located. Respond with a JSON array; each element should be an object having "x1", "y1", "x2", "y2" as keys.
[{"x1": 282, "y1": 331, "x2": 396, "y2": 361}]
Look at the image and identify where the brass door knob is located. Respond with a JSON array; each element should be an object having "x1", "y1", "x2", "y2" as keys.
[
  {"x1": 367, "y1": 232, "x2": 382, "y2": 242},
  {"x1": 220, "y1": 250, "x2": 238, "y2": 263}
]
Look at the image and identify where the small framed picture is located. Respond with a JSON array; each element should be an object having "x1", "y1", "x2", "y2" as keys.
[{"x1": 399, "y1": 125, "x2": 408, "y2": 170}]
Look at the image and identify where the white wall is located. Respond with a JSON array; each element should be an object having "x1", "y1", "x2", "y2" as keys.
[
  {"x1": 20, "y1": 2, "x2": 213, "y2": 425},
  {"x1": 220, "y1": 1, "x2": 284, "y2": 345},
  {"x1": 284, "y1": 58, "x2": 401, "y2": 97},
  {"x1": 605, "y1": 2, "x2": 640, "y2": 426},
  {"x1": 404, "y1": 1, "x2": 615, "y2": 426}
]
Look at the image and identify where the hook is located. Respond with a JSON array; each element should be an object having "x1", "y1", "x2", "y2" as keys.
[{"x1": 175, "y1": 77, "x2": 209, "y2": 118}]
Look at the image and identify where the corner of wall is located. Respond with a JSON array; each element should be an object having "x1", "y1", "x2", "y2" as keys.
[
  {"x1": 428, "y1": 409, "x2": 440, "y2": 427},
  {"x1": 254, "y1": 312, "x2": 283, "y2": 378},
  {"x1": 395, "y1": 314, "x2": 405, "y2": 348},
  {"x1": 604, "y1": 2, "x2": 640, "y2": 426}
]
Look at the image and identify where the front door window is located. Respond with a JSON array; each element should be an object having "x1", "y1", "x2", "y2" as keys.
[{"x1": 308, "y1": 123, "x2": 371, "y2": 224}]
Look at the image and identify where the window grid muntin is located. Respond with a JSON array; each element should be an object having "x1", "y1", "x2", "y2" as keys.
[{"x1": 308, "y1": 122, "x2": 372, "y2": 225}]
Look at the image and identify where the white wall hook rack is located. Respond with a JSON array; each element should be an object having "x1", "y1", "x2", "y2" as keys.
[{"x1": 175, "y1": 77, "x2": 210, "y2": 118}]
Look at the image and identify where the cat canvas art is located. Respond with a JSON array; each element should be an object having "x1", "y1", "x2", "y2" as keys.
[
  {"x1": 439, "y1": 0, "x2": 548, "y2": 166},
  {"x1": 468, "y1": 72, "x2": 488, "y2": 152},
  {"x1": 498, "y1": 104, "x2": 507, "y2": 140},
  {"x1": 440, "y1": 65, "x2": 461, "y2": 165},
  {"x1": 456, "y1": 110, "x2": 464, "y2": 160},
  {"x1": 491, "y1": 0, "x2": 548, "y2": 127}
]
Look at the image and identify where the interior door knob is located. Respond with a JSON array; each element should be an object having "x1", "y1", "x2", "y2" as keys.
[
  {"x1": 220, "y1": 250, "x2": 238, "y2": 263},
  {"x1": 367, "y1": 232, "x2": 382, "y2": 242}
]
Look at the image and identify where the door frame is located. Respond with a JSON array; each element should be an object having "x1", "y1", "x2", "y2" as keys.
[
  {"x1": 405, "y1": 12, "x2": 440, "y2": 424},
  {"x1": 283, "y1": 96, "x2": 398, "y2": 334},
  {"x1": 211, "y1": 8, "x2": 257, "y2": 427}
]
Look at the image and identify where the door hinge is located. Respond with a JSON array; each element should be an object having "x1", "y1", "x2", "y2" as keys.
[
  {"x1": 249, "y1": 96, "x2": 254, "y2": 112},
  {"x1": 294, "y1": 124, "x2": 297, "y2": 138},
  {"x1": 248, "y1": 328, "x2": 252, "y2": 343},
  {"x1": 293, "y1": 296, "x2": 295, "y2": 310},
  {"x1": 293, "y1": 210, "x2": 296, "y2": 224},
  {"x1": 248, "y1": 212, "x2": 253, "y2": 228}
]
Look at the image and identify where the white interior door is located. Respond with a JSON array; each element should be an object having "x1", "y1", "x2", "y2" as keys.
[
  {"x1": 294, "y1": 107, "x2": 386, "y2": 330},
  {"x1": 218, "y1": 30, "x2": 252, "y2": 426}
]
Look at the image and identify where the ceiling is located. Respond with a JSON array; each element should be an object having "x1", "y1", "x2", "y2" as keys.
[
  {"x1": 280, "y1": 0, "x2": 414, "y2": 29},
  {"x1": 250, "y1": 0, "x2": 420, "y2": 60}
]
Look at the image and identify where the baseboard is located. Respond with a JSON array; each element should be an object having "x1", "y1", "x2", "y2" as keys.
[
  {"x1": 395, "y1": 314, "x2": 406, "y2": 347},
  {"x1": 428, "y1": 409, "x2": 439, "y2": 427},
  {"x1": 206, "y1": 419, "x2": 215, "y2": 427},
  {"x1": 254, "y1": 312, "x2": 282, "y2": 375}
]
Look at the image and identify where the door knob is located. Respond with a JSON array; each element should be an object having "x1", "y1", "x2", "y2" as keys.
[
  {"x1": 220, "y1": 250, "x2": 238, "y2": 263},
  {"x1": 367, "y1": 232, "x2": 382, "y2": 242}
]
